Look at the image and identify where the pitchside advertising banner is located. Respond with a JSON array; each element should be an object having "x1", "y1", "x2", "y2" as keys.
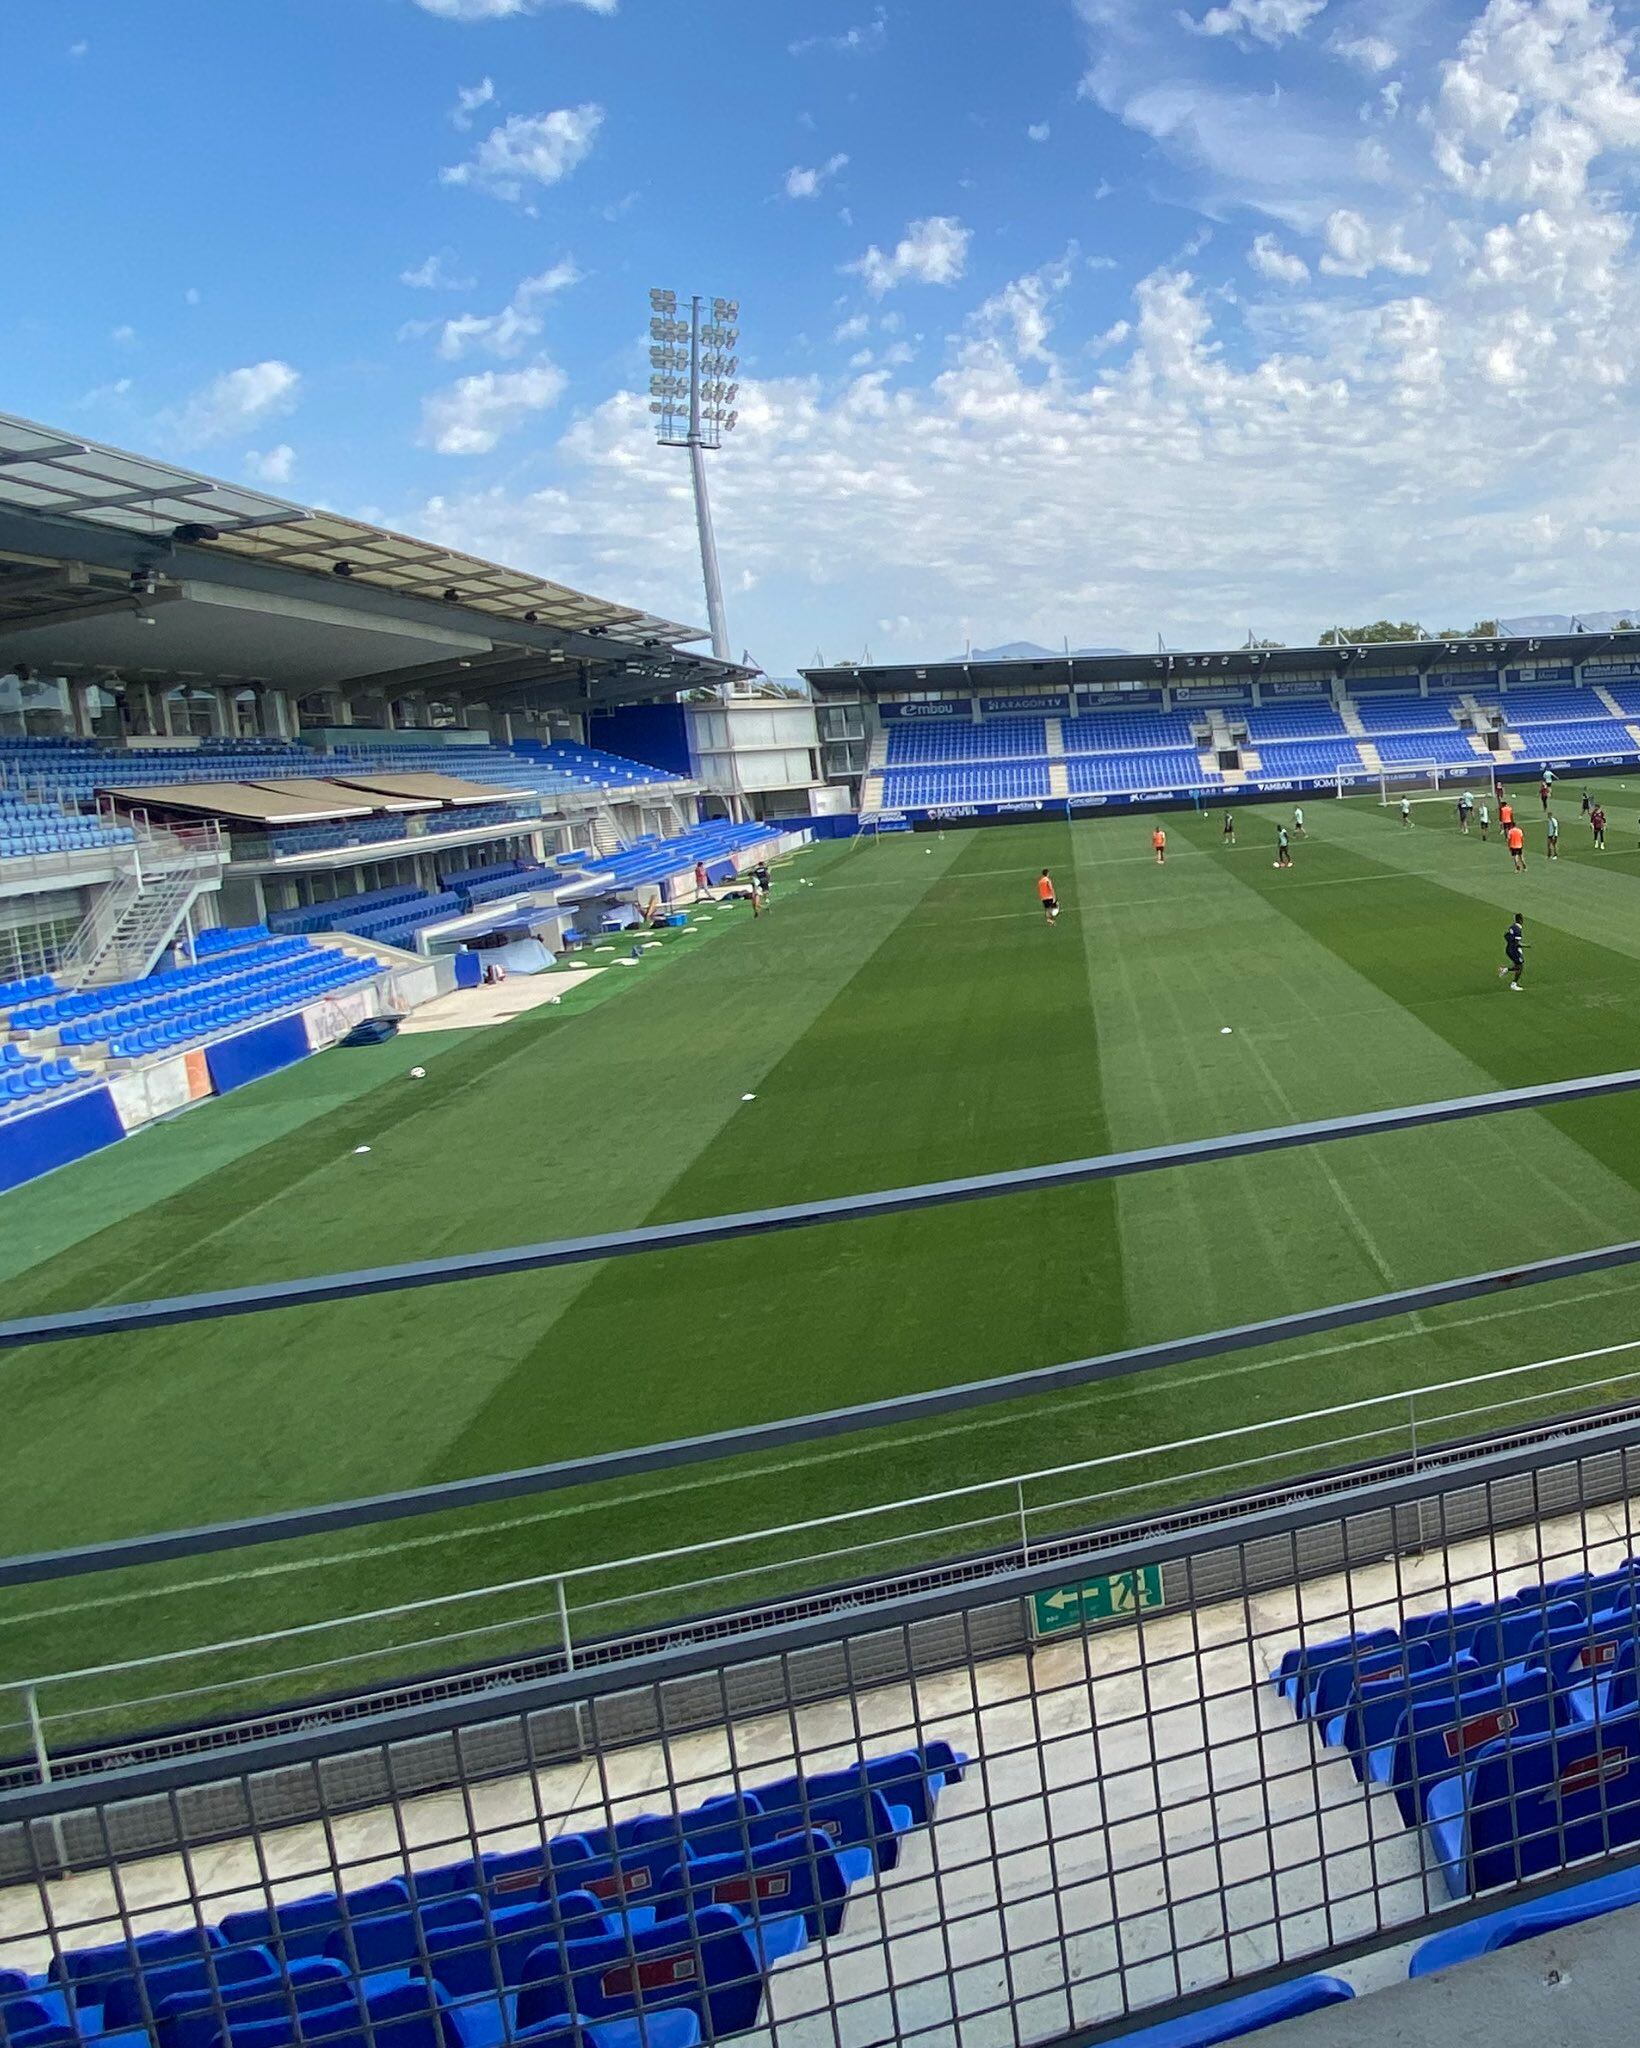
[
  {"x1": 1170, "y1": 683, "x2": 1252, "y2": 704},
  {"x1": 1265, "y1": 680, "x2": 1332, "y2": 698},
  {"x1": 1507, "y1": 664, "x2": 1578, "y2": 684},
  {"x1": 876, "y1": 699, "x2": 973, "y2": 719},
  {"x1": 1581, "y1": 661, "x2": 1640, "y2": 681},
  {"x1": 978, "y1": 693, "x2": 1070, "y2": 714}
]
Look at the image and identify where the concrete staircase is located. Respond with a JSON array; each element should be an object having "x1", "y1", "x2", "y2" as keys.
[
  {"x1": 1355, "y1": 741, "x2": 1385, "y2": 774},
  {"x1": 1337, "y1": 698, "x2": 1367, "y2": 738},
  {"x1": 1048, "y1": 762, "x2": 1069, "y2": 799},
  {"x1": 861, "y1": 773, "x2": 886, "y2": 812},
  {"x1": 1044, "y1": 718, "x2": 1065, "y2": 757},
  {"x1": 866, "y1": 730, "x2": 890, "y2": 772}
]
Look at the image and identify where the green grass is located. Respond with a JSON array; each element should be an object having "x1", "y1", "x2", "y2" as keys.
[{"x1": 10, "y1": 781, "x2": 1640, "y2": 1752}]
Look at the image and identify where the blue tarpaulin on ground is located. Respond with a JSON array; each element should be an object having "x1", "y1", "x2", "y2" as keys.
[
  {"x1": 206, "y1": 1012, "x2": 311, "y2": 1095},
  {"x1": 0, "y1": 1086, "x2": 126, "y2": 1194}
]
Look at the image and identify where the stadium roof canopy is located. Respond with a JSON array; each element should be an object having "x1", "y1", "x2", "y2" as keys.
[
  {"x1": 804, "y1": 629, "x2": 1640, "y2": 697},
  {"x1": 0, "y1": 410, "x2": 750, "y2": 710}
]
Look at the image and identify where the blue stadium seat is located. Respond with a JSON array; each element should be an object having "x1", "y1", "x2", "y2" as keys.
[
  {"x1": 156, "y1": 1961, "x2": 352, "y2": 2048},
  {"x1": 1426, "y1": 1707, "x2": 1640, "y2": 1897},
  {"x1": 225, "y1": 1980, "x2": 461, "y2": 2048},
  {"x1": 1388, "y1": 1669, "x2": 1559, "y2": 1828},
  {"x1": 52, "y1": 1928, "x2": 225, "y2": 2023},
  {"x1": 1408, "y1": 1858, "x2": 1640, "y2": 1976},
  {"x1": 221, "y1": 1882, "x2": 411, "y2": 1961},
  {"x1": 100, "y1": 1946, "x2": 287, "y2": 2032},
  {"x1": 665, "y1": 1828, "x2": 850, "y2": 1949},
  {"x1": 322, "y1": 1897, "x2": 487, "y2": 1979},
  {"x1": 1275, "y1": 1626, "x2": 1398, "y2": 1714},
  {"x1": 1334, "y1": 1655, "x2": 1487, "y2": 1785},
  {"x1": 1090, "y1": 1976, "x2": 1353, "y2": 2044},
  {"x1": 514, "y1": 1906, "x2": 765, "y2": 2042}
]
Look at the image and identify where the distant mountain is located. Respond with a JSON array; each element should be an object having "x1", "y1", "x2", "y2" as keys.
[
  {"x1": 951, "y1": 640, "x2": 1130, "y2": 662},
  {"x1": 1499, "y1": 611, "x2": 1640, "y2": 636}
]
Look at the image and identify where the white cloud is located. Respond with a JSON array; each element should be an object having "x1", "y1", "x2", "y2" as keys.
[
  {"x1": 441, "y1": 105, "x2": 604, "y2": 201},
  {"x1": 184, "y1": 287, "x2": 201, "y2": 306},
  {"x1": 398, "y1": 1, "x2": 1640, "y2": 669},
  {"x1": 1318, "y1": 207, "x2": 1429, "y2": 276},
  {"x1": 401, "y1": 251, "x2": 475, "y2": 290},
  {"x1": 433, "y1": 258, "x2": 582, "y2": 358},
  {"x1": 1027, "y1": 121, "x2": 1052, "y2": 142},
  {"x1": 420, "y1": 363, "x2": 566, "y2": 454},
  {"x1": 451, "y1": 77, "x2": 495, "y2": 129},
  {"x1": 165, "y1": 362, "x2": 300, "y2": 447},
  {"x1": 790, "y1": 7, "x2": 886, "y2": 56},
  {"x1": 1433, "y1": 0, "x2": 1640, "y2": 209},
  {"x1": 412, "y1": 0, "x2": 615, "y2": 18},
  {"x1": 68, "y1": 38, "x2": 88, "y2": 57},
  {"x1": 784, "y1": 153, "x2": 849, "y2": 199},
  {"x1": 244, "y1": 444, "x2": 296, "y2": 485},
  {"x1": 110, "y1": 324, "x2": 137, "y2": 345},
  {"x1": 1249, "y1": 232, "x2": 1310, "y2": 283},
  {"x1": 847, "y1": 216, "x2": 971, "y2": 296},
  {"x1": 1331, "y1": 31, "x2": 1397, "y2": 72},
  {"x1": 975, "y1": 258, "x2": 1073, "y2": 364},
  {"x1": 1186, "y1": 0, "x2": 1327, "y2": 46}
]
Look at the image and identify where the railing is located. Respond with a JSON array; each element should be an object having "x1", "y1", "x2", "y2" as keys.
[
  {"x1": 53, "y1": 818, "x2": 224, "y2": 983},
  {"x1": 6, "y1": 1422, "x2": 1640, "y2": 2041},
  {"x1": 11, "y1": 1079, "x2": 1640, "y2": 2038},
  {"x1": 9, "y1": 1337, "x2": 1640, "y2": 1774}
]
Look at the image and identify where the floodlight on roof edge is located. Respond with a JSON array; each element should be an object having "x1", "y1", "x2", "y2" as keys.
[{"x1": 648, "y1": 288, "x2": 741, "y2": 663}]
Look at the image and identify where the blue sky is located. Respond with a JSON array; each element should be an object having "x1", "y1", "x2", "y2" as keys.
[{"x1": 9, "y1": 0, "x2": 1640, "y2": 670}]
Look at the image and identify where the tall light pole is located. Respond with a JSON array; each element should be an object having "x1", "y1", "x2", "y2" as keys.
[{"x1": 649, "y1": 289, "x2": 739, "y2": 664}]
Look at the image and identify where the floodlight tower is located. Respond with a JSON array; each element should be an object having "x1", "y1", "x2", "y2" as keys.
[{"x1": 649, "y1": 289, "x2": 740, "y2": 664}]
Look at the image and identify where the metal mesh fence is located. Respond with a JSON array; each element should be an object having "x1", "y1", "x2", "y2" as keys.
[{"x1": 8, "y1": 1418, "x2": 1640, "y2": 2045}]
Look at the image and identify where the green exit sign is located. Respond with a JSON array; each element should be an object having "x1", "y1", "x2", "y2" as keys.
[{"x1": 1029, "y1": 1566, "x2": 1164, "y2": 1639}]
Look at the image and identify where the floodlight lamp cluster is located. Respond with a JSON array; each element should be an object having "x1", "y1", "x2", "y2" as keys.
[{"x1": 646, "y1": 288, "x2": 742, "y2": 449}]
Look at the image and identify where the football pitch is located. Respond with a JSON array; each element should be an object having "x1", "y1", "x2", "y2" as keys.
[{"x1": 9, "y1": 781, "x2": 1640, "y2": 1750}]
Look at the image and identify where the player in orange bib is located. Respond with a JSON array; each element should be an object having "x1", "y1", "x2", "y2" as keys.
[
  {"x1": 1152, "y1": 827, "x2": 1167, "y2": 865},
  {"x1": 1037, "y1": 869, "x2": 1059, "y2": 923},
  {"x1": 1507, "y1": 822, "x2": 1526, "y2": 871}
]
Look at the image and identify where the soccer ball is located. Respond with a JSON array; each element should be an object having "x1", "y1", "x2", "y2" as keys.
[{"x1": 409, "y1": 1066, "x2": 426, "y2": 1079}]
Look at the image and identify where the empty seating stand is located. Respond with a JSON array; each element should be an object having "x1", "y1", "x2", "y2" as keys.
[
  {"x1": 1276, "y1": 1559, "x2": 1640, "y2": 1901},
  {"x1": 0, "y1": 935, "x2": 380, "y2": 1071},
  {"x1": 1, "y1": 1747, "x2": 967, "y2": 2048}
]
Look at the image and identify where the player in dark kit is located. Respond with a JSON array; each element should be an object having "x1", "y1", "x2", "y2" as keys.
[
  {"x1": 1223, "y1": 811, "x2": 1235, "y2": 845},
  {"x1": 1498, "y1": 913, "x2": 1526, "y2": 991}
]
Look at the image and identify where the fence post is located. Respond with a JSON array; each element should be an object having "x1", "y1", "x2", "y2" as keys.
[
  {"x1": 23, "y1": 1684, "x2": 70, "y2": 1876},
  {"x1": 1408, "y1": 1393, "x2": 1430, "y2": 1555},
  {"x1": 555, "y1": 1578, "x2": 590, "y2": 1756},
  {"x1": 1017, "y1": 1480, "x2": 1030, "y2": 1566}
]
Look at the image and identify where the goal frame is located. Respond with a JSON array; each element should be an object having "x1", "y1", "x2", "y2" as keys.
[{"x1": 1376, "y1": 761, "x2": 1491, "y2": 806}]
